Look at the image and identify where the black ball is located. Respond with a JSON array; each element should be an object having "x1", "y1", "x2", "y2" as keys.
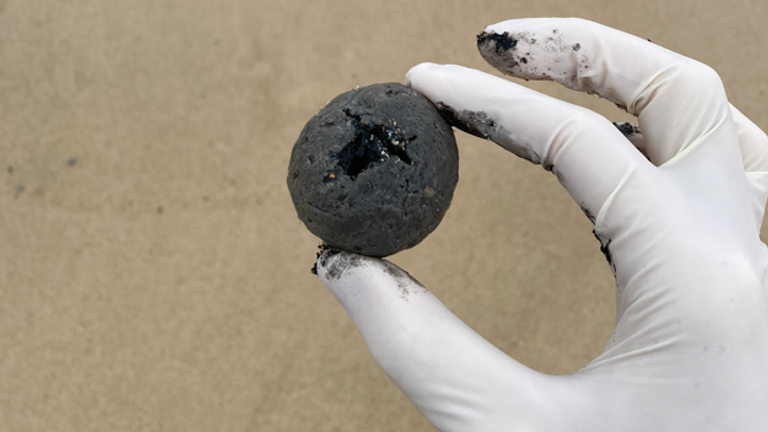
[{"x1": 287, "y1": 83, "x2": 459, "y2": 257}]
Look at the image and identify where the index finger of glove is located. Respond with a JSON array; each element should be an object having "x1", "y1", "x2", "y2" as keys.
[
  {"x1": 478, "y1": 18, "x2": 735, "y2": 168},
  {"x1": 407, "y1": 63, "x2": 652, "y2": 225}
]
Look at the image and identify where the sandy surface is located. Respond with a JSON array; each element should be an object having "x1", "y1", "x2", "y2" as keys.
[{"x1": 2, "y1": 0, "x2": 768, "y2": 430}]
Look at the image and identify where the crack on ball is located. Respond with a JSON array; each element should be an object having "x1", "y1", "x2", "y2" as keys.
[
  {"x1": 336, "y1": 109, "x2": 415, "y2": 180},
  {"x1": 476, "y1": 31, "x2": 518, "y2": 53}
]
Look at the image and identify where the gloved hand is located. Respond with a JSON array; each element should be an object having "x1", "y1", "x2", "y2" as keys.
[{"x1": 315, "y1": 18, "x2": 768, "y2": 431}]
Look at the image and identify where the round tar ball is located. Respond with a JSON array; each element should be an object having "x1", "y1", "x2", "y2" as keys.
[{"x1": 287, "y1": 83, "x2": 459, "y2": 257}]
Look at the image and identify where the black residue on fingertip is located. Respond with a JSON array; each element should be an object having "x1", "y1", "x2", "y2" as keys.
[
  {"x1": 67, "y1": 157, "x2": 78, "y2": 167},
  {"x1": 434, "y1": 102, "x2": 494, "y2": 139},
  {"x1": 315, "y1": 243, "x2": 327, "y2": 260},
  {"x1": 381, "y1": 260, "x2": 425, "y2": 292},
  {"x1": 320, "y1": 248, "x2": 342, "y2": 264},
  {"x1": 312, "y1": 243, "x2": 342, "y2": 276},
  {"x1": 593, "y1": 230, "x2": 617, "y2": 276},
  {"x1": 311, "y1": 245, "x2": 323, "y2": 276},
  {"x1": 321, "y1": 247, "x2": 355, "y2": 280},
  {"x1": 614, "y1": 122, "x2": 640, "y2": 137},
  {"x1": 476, "y1": 31, "x2": 517, "y2": 53},
  {"x1": 581, "y1": 204, "x2": 596, "y2": 224}
]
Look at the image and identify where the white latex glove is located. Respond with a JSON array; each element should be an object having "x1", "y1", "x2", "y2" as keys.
[{"x1": 315, "y1": 18, "x2": 768, "y2": 431}]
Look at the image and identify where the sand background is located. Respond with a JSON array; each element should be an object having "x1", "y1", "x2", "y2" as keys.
[{"x1": 2, "y1": 0, "x2": 767, "y2": 430}]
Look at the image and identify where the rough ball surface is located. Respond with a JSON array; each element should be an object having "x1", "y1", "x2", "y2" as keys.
[{"x1": 287, "y1": 83, "x2": 459, "y2": 257}]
